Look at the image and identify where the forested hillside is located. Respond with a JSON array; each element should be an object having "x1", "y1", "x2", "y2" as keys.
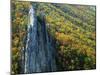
[{"x1": 11, "y1": 1, "x2": 96, "y2": 74}]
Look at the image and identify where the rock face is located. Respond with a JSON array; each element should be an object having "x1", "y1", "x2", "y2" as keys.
[{"x1": 22, "y1": 5, "x2": 56, "y2": 74}]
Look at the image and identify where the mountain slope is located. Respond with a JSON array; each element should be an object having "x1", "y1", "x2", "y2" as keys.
[
  {"x1": 12, "y1": 1, "x2": 96, "y2": 74},
  {"x1": 34, "y1": 2, "x2": 96, "y2": 71}
]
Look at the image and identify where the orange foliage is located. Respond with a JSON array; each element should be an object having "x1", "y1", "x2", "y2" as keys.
[
  {"x1": 55, "y1": 32, "x2": 73, "y2": 45},
  {"x1": 15, "y1": 12, "x2": 23, "y2": 17}
]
